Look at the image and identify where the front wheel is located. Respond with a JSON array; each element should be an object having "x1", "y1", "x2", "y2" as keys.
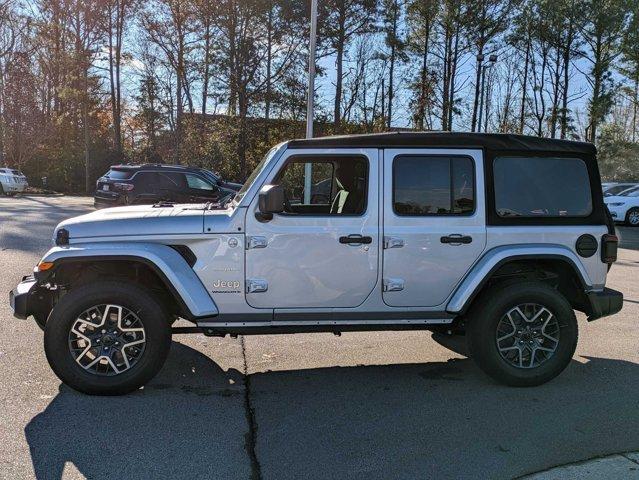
[
  {"x1": 626, "y1": 207, "x2": 639, "y2": 227},
  {"x1": 467, "y1": 281, "x2": 578, "y2": 387},
  {"x1": 44, "y1": 281, "x2": 172, "y2": 395}
]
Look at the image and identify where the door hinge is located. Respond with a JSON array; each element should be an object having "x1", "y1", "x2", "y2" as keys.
[
  {"x1": 246, "y1": 236, "x2": 268, "y2": 250},
  {"x1": 383, "y1": 278, "x2": 405, "y2": 292},
  {"x1": 246, "y1": 279, "x2": 268, "y2": 293},
  {"x1": 383, "y1": 236, "x2": 404, "y2": 249}
]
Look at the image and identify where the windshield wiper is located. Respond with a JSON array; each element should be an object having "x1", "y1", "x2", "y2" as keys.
[{"x1": 152, "y1": 201, "x2": 175, "y2": 208}]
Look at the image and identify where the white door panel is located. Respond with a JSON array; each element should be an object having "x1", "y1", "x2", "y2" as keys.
[
  {"x1": 245, "y1": 148, "x2": 379, "y2": 309},
  {"x1": 382, "y1": 149, "x2": 487, "y2": 307}
]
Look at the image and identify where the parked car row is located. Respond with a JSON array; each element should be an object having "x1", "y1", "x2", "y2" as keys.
[
  {"x1": 94, "y1": 164, "x2": 241, "y2": 209},
  {"x1": 604, "y1": 184, "x2": 639, "y2": 226},
  {"x1": 0, "y1": 168, "x2": 28, "y2": 195}
]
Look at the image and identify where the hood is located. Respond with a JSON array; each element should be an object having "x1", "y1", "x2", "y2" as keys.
[
  {"x1": 55, "y1": 204, "x2": 207, "y2": 241},
  {"x1": 604, "y1": 195, "x2": 632, "y2": 204}
]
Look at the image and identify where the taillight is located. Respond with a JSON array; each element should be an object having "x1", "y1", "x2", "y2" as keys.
[
  {"x1": 601, "y1": 234, "x2": 618, "y2": 264},
  {"x1": 113, "y1": 182, "x2": 134, "y2": 191}
]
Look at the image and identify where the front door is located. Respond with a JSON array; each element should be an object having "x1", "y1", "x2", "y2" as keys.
[
  {"x1": 382, "y1": 149, "x2": 486, "y2": 307},
  {"x1": 245, "y1": 149, "x2": 379, "y2": 309}
]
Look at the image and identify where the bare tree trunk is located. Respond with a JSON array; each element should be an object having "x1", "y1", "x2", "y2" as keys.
[
  {"x1": 633, "y1": 76, "x2": 638, "y2": 143},
  {"x1": 265, "y1": 6, "x2": 272, "y2": 121},
  {"x1": 560, "y1": 19, "x2": 574, "y2": 139},
  {"x1": 448, "y1": 27, "x2": 460, "y2": 130},
  {"x1": 201, "y1": 21, "x2": 211, "y2": 116},
  {"x1": 472, "y1": 50, "x2": 483, "y2": 132},
  {"x1": 550, "y1": 49, "x2": 561, "y2": 138},
  {"x1": 107, "y1": 0, "x2": 126, "y2": 155},
  {"x1": 417, "y1": 23, "x2": 431, "y2": 130},
  {"x1": 334, "y1": 31, "x2": 345, "y2": 127},
  {"x1": 441, "y1": 26, "x2": 452, "y2": 130},
  {"x1": 83, "y1": 68, "x2": 91, "y2": 193},
  {"x1": 387, "y1": 0, "x2": 399, "y2": 129},
  {"x1": 519, "y1": 38, "x2": 530, "y2": 134}
]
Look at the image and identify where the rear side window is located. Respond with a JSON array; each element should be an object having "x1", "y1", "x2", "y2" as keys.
[
  {"x1": 393, "y1": 156, "x2": 475, "y2": 216},
  {"x1": 106, "y1": 169, "x2": 134, "y2": 180},
  {"x1": 186, "y1": 174, "x2": 215, "y2": 191},
  {"x1": 494, "y1": 157, "x2": 592, "y2": 217}
]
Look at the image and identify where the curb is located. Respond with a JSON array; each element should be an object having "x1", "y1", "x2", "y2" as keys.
[
  {"x1": 521, "y1": 451, "x2": 639, "y2": 479},
  {"x1": 20, "y1": 193, "x2": 65, "y2": 197}
]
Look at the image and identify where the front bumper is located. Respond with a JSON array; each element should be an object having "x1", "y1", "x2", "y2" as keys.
[
  {"x1": 1, "y1": 181, "x2": 26, "y2": 193},
  {"x1": 605, "y1": 205, "x2": 626, "y2": 222},
  {"x1": 9, "y1": 276, "x2": 38, "y2": 319},
  {"x1": 587, "y1": 287, "x2": 623, "y2": 321},
  {"x1": 93, "y1": 192, "x2": 124, "y2": 209}
]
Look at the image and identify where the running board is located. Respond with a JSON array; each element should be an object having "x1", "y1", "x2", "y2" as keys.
[{"x1": 196, "y1": 318, "x2": 454, "y2": 328}]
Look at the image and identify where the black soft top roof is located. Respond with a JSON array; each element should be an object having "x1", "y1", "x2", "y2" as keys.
[{"x1": 287, "y1": 132, "x2": 596, "y2": 157}]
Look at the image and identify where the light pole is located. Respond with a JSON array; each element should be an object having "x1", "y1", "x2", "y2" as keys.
[
  {"x1": 304, "y1": 0, "x2": 318, "y2": 203},
  {"x1": 477, "y1": 54, "x2": 497, "y2": 133}
]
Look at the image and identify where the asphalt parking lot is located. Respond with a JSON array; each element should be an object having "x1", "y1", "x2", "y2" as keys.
[{"x1": 1, "y1": 195, "x2": 639, "y2": 480}]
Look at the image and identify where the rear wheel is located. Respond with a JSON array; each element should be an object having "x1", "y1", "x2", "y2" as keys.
[
  {"x1": 467, "y1": 281, "x2": 578, "y2": 386},
  {"x1": 626, "y1": 207, "x2": 639, "y2": 226},
  {"x1": 44, "y1": 281, "x2": 172, "y2": 395}
]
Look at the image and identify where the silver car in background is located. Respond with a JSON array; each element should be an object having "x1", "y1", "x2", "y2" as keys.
[{"x1": 0, "y1": 168, "x2": 28, "y2": 195}]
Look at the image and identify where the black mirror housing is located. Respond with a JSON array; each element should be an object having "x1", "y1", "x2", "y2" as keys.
[{"x1": 257, "y1": 184, "x2": 284, "y2": 221}]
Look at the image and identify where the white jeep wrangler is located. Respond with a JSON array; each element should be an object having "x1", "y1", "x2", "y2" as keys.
[{"x1": 10, "y1": 133, "x2": 623, "y2": 394}]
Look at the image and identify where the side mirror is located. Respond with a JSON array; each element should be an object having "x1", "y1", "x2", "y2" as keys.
[{"x1": 256, "y1": 184, "x2": 284, "y2": 221}]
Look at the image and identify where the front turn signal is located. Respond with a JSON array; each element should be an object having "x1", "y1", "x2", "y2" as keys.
[{"x1": 36, "y1": 261, "x2": 55, "y2": 272}]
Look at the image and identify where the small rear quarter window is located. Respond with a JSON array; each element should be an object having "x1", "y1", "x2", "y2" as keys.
[{"x1": 494, "y1": 156, "x2": 592, "y2": 218}]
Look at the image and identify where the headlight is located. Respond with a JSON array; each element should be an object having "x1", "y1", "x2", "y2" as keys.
[{"x1": 608, "y1": 202, "x2": 625, "y2": 207}]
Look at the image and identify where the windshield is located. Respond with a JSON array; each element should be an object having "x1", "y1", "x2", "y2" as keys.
[
  {"x1": 622, "y1": 186, "x2": 639, "y2": 197},
  {"x1": 233, "y1": 145, "x2": 282, "y2": 204}
]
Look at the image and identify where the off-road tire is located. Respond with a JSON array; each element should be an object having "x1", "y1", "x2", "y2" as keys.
[
  {"x1": 467, "y1": 281, "x2": 578, "y2": 387},
  {"x1": 625, "y1": 207, "x2": 639, "y2": 227},
  {"x1": 44, "y1": 281, "x2": 172, "y2": 395}
]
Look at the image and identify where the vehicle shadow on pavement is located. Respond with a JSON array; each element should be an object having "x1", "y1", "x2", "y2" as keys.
[
  {"x1": 24, "y1": 342, "x2": 250, "y2": 480},
  {"x1": 25, "y1": 343, "x2": 639, "y2": 480}
]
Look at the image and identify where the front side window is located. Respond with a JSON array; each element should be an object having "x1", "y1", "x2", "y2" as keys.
[
  {"x1": 274, "y1": 155, "x2": 368, "y2": 215},
  {"x1": 393, "y1": 156, "x2": 475, "y2": 216},
  {"x1": 494, "y1": 156, "x2": 592, "y2": 217}
]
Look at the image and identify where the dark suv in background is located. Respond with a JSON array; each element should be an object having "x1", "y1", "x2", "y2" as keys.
[{"x1": 94, "y1": 164, "x2": 241, "y2": 209}]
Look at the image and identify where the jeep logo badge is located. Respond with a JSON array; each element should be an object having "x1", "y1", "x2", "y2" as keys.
[{"x1": 212, "y1": 280, "x2": 241, "y2": 289}]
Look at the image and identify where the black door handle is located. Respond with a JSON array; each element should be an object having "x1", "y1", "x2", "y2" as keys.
[
  {"x1": 440, "y1": 234, "x2": 473, "y2": 244},
  {"x1": 339, "y1": 234, "x2": 373, "y2": 244}
]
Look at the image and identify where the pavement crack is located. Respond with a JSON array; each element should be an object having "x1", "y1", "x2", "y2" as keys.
[{"x1": 240, "y1": 335, "x2": 262, "y2": 480}]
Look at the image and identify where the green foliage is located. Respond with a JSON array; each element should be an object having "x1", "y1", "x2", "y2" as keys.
[{"x1": 598, "y1": 123, "x2": 639, "y2": 181}]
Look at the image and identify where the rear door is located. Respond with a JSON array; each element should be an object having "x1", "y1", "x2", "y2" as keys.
[{"x1": 382, "y1": 149, "x2": 486, "y2": 307}]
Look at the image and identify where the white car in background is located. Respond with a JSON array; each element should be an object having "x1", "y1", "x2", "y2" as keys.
[
  {"x1": 602, "y1": 182, "x2": 638, "y2": 197},
  {"x1": 0, "y1": 168, "x2": 28, "y2": 195},
  {"x1": 605, "y1": 185, "x2": 639, "y2": 226}
]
